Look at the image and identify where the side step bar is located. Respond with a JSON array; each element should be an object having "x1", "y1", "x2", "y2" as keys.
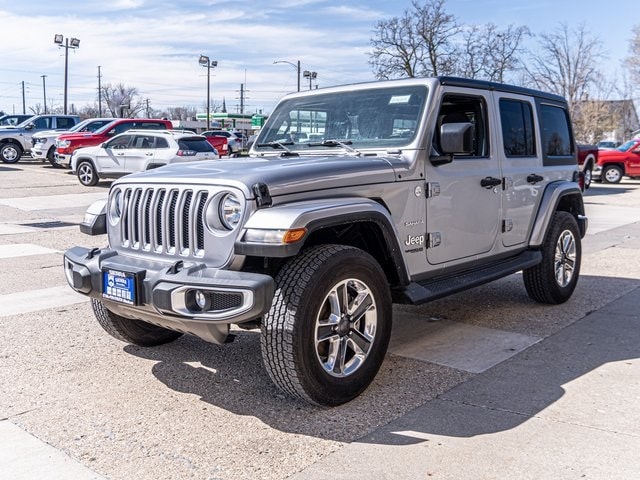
[{"x1": 392, "y1": 250, "x2": 542, "y2": 305}]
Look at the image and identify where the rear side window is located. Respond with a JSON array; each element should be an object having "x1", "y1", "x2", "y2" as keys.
[
  {"x1": 499, "y1": 99, "x2": 535, "y2": 157},
  {"x1": 57, "y1": 117, "x2": 76, "y2": 130},
  {"x1": 178, "y1": 138, "x2": 214, "y2": 152},
  {"x1": 137, "y1": 122, "x2": 169, "y2": 130},
  {"x1": 540, "y1": 104, "x2": 573, "y2": 157}
]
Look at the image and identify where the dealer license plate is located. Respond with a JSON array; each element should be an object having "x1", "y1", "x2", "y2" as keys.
[{"x1": 102, "y1": 269, "x2": 136, "y2": 305}]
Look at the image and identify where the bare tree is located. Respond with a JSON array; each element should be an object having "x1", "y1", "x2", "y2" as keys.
[
  {"x1": 482, "y1": 24, "x2": 530, "y2": 83},
  {"x1": 628, "y1": 25, "x2": 640, "y2": 90},
  {"x1": 525, "y1": 23, "x2": 605, "y2": 113},
  {"x1": 101, "y1": 83, "x2": 145, "y2": 118},
  {"x1": 163, "y1": 106, "x2": 198, "y2": 121},
  {"x1": 369, "y1": 0, "x2": 459, "y2": 79},
  {"x1": 413, "y1": 0, "x2": 460, "y2": 76}
]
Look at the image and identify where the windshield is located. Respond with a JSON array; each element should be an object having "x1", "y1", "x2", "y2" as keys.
[
  {"x1": 617, "y1": 140, "x2": 637, "y2": 151},
  {"x1": 254, "y1": 85, "x2": 427, "y2": 153}
]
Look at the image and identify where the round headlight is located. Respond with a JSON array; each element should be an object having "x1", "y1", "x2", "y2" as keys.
[
  {"x1": 108, "y1": 190, "x2": 123, "y2": 224},
  {"x1": 219, "y1": 193, "x2": 242, "y2": 230}
]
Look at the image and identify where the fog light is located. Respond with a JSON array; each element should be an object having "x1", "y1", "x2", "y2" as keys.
[{"x1": 195, "y1": 290, "x2": 208, "y2": 310}]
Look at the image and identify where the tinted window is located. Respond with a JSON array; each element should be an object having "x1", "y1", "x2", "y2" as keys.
[
  {"x1": 57, "y1": 117, "x2": 76, "y2": 130},
  {"x1": 136, "y1": 122, "x2": 169, "y2": 130},
  {"x1": 178, "y1": 137, "x2": 214, "y2": 152},
  {"x1": 155, "y1": 138, "x2": 169, "y2": 148},
  {"x1": 33, "y1": 117, "x2": 52, "y2": 129},
  {"x1": 434, "y1": 94, "x2": 489, "y2": 157},
  {"x1": 106, "y1": 135, "x2": 132, "y2": 149},
  {"x1": 540, "y1": 104, "x2": 572, "y2": 156},
  {"x1": 499, "y1": 99, "x2": 535, "y2": 157},
  {"x1": 113, "y1": 122, "x2": 135, "y2": 135}
]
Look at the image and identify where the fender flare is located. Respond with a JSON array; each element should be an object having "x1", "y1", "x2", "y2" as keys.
[
  {"x1": 235, "y1": 197, "x2": 410, "y2": 284},
  {"x1": 529, "y1": 181, "x2": 587, "y2": 246}
]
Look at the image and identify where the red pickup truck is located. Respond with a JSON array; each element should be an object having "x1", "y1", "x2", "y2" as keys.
[
  {"x1": 577, "y1": 144, "x2": 598, "y2": 188},
  {"x1": 593, "y1": 139, "x2": 640, "y2": 184}
]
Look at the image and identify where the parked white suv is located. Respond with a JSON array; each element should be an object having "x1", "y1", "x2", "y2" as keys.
[
  {"x1": 71, "y1": 130, "x2": 219, "y2": 186},
  {"x1": 31, "y1": 118, "x2": 113, "y2": 166}
]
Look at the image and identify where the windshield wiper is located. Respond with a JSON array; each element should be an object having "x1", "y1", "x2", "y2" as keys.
[
  {"x1": 256, "y1": 141, "x2": 299, "y2": 156},
  {"x1": 308, "y1": 139, "x2": 362, "y2": 156}
]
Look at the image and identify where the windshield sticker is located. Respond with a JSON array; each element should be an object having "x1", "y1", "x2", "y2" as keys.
[{"x1": 389, "y1": 95, "x2": 412, "y2": 105}]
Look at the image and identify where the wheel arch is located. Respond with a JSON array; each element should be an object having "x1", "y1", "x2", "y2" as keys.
[
  {"x1": 529, "y1": 181, "x2": 587, "y2": 247},
  {"x1": 236, "y1": 198, "x2": 410, "y2": 288}
]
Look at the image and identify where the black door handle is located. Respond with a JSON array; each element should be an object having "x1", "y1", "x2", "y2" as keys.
[
  {"x1": 481, "y1": 176, "x2": 502, "y2": 188},
  {"x1": 527, "y1": 174, "x2": 544, "y2": 184}
]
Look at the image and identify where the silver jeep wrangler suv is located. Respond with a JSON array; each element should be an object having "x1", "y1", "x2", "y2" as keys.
[{"x1": 64, "y1": 77, "x2": 587, "y2": 406}]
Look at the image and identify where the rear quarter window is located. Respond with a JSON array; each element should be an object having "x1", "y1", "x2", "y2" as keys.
[
  {"x1": 178, "y1": 138, "x2": 214, "y2": 152},
  {"x1": 538, "y1": 103, "x2": 575, "y2": 165}
]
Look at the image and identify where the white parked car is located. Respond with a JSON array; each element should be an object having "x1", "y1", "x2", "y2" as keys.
[
  {"x1": 31, "y1": 118, "x2": 113, "y2": 166},
  {"x1": 71, "y1": 130, "x2": 219, "y2": 186}
]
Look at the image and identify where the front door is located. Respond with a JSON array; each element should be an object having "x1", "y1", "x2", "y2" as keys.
[
  {"x1": 425, "y1": 89, "x2": 502, "y2": 265},
  {"x1": 123, "y1": 134, "x2": 156, "y2": 173},
  {"x1": 97, "y1": 134, "x2": 132, "y2": 176}
]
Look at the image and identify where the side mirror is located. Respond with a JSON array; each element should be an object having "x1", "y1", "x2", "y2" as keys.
[
  {"x1": 25, "y1": 122, "x2": 35, "y2": 130},
  {"x1": 440, "y1": 122, "x2": 475, "y2": 155}
]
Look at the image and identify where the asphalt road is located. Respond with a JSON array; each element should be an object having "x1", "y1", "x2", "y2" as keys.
[{"x1": 1, "y1": 159, "x2": 639, "y2": 479}]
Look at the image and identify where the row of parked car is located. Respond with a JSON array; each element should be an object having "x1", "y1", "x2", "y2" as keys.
[{"x1": 0, "y1": 113, "x2": 250, "y2": 186}]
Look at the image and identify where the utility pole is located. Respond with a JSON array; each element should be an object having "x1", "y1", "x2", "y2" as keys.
[
  {"x1": 239, "y1": 84, "x2": 244, "y2": 115},
  {"x1": 41, "y1": 75, "x2": 47, "y2": 114},
  {"x1": 21, "y1": 81, "x2": 26, "y2": 114},
  {"x1": 146, "y1": 98, "x2": 150, "y2": 117},
  {"x1": 97, "y1": 66, "x2": 102, "y2": 117}
]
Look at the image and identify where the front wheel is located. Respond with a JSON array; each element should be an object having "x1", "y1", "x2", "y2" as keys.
[
  {"x1": 261, "y1": 245, "x2": 392, "y2": 406},
  {"x1": 0, "y1": 143, "x2": 22, "y2": 163},
  {"x1": 523, "y1": 211, "x2": 581, "y2": 304},
  {"x1": 47, "y1": 147, "x2": 61, "y2": 168},
  {"x1": 77, "y1": 161, "x2": 99, "y2": 186},
  {"x1": 602, "y1": 165, "x2": 623, "y2": 184},
  {"x1": 92, "y1": 299, "x2": 183, "y2": 346}
]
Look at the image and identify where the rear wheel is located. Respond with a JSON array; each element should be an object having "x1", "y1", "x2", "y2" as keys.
[
  {"x1": 77, "y1": 160, "x2": 99, "y2": 186},
  {"x1": 602, "y1": 165, "x2": 623, "y2": 184},
  {"x1": 92, "y1": 299, "x2": 183, "y2": 346},
  {"x1": 261, "y1": 245, "x2": 392, "y2": 406},
  {"x1": 523, "y1": 211, "x2": 581, "y2": 304},
  {"x1": 0, "y1": 143, "x2": 22, "y2": 163}
]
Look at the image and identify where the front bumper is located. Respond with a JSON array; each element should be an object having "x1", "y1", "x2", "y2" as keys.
[
  {"x1": 63, "y1": 246, "x2": 275, "y2": 344},
  {"x1": 592, "y1": 164, "x2": 602, "y2": 181},
  {"x1": 55, "y1": 152, "x2": 71, "y2": 168}
]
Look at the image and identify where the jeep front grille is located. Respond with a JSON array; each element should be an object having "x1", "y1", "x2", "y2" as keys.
[{"x1": 118, "y1": 186, "x2": 209, "y2": 258}]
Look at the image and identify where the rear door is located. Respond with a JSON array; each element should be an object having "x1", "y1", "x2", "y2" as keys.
[{"x1": 494, "y1": 93, "x2": 543, "y2": 247}]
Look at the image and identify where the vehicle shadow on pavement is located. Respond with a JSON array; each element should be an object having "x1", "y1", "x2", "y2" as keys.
[{"x1": 123, "y1": 278, "x2": 639, "y2": 444}]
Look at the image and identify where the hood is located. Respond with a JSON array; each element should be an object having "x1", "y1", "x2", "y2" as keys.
[
  {"x1": 57, "y1": 132, "x2": 102, "y2": 141},
  {"x1": 117, "y1": 154, "x2": 398, "y2": 198}
]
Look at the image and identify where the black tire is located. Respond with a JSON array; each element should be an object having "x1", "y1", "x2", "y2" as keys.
[
  {"x1": 261, "y1": 245, "x2": 392, "y2": 406},
  {"x1": 77, "y1": 160, "x2": 99, "y2": 186},
  {"x1": 91, "y1": 299, "x2": 183, "y2": 346},
  {"x1": 47, "y1": 147, "x2": 61, "y2": 168},
  {"x1": 583, "y1": 166, "x2": 592, "y2": 189},
  {"x1": 523, "y1": 211, "x2": 581, "y2": 304},
  {"x1": 0, "y1": 143, "x2": 22, "y2": 164},
  {"x1": 602, "y1": 165, "x2": 623, "y2": 184}
]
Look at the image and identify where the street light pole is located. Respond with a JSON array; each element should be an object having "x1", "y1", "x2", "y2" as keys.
[
  {"x1": 54, "y1": 34, "x2": 80, "y2": 115},
  {"x1": 273, "y1": 60, "x2": 301, "y2": 92},
  {"x1": 41, "y1": 75, "x2": 47, "y2": 114},
  {"x1": 199, "y1": 55, "x2": 218, "y2": 131}
]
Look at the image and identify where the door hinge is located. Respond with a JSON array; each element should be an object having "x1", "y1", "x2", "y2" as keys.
[
  {"x1": 502, "y1": 219, "x2": 513, "y2": 233},
  {"x1": 503, "y1": 177, "x2": 513, "y2": 190},
  {"x1": 426, "y1": 182, "x2": 440, "y2": 198},
  {"x1": 427, "y1": 232, "x2": 442, "y2": 248}
]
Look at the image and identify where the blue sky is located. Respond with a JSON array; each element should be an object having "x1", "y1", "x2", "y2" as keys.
[{"x1": 0, "y1": 0, "x2": 636, "y2": 116}]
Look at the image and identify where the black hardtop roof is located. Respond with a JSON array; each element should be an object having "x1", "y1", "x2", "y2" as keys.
[{"x1": 438, "y1": 76, "x2": 567, "y2": 104}]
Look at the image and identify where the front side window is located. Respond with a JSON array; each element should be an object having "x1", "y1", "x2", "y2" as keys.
[
  {"x1": 106, "y1": 135, "x2": 132, "y2": 149},
  {"x1": 499, "y1": 99, "x2": 535, "y2": 157},
  {"x1": 33, "y1": 117, "x2": 52, "y2": 129},
  {"x1": 433, "y1": 94, "x2": 489, "y2": 157},
  {"x1": 254, "y1": 85, "x2": 427, "y2": 152},
  {"x1": 540, "y1": 104, "x2": 572, "y2": 156}
]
